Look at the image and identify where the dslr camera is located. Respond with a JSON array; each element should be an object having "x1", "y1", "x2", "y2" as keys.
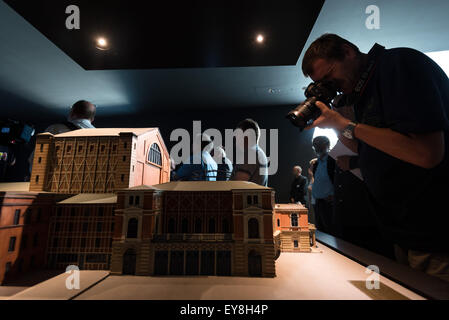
[{"x1": 286, "y1": 81, "x2": 339, "y2": 131}]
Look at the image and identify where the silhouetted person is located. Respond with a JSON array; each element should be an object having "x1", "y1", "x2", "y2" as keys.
[
  {"x1": 290, "y1": 166, "x2": 307, "y2": 205},
  {"x1": 45, "y1": 100, "x2": 96, "y2": 134}
]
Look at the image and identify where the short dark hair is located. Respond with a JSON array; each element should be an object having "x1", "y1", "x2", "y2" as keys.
[
  {"x1": 71, "y1": 100, "x2": 96, "y2": 120},
  {"x1": 312, "y1": 136, "x2": 330, "y2": 148},
  {"x1": 302, "y1": 33, "x2": 361, "y2": 77},
  {"x1": 236, "y1": 118, "x2": 260, "y2": 141}
]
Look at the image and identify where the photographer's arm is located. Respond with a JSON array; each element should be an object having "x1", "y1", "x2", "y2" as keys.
[
  {"x1": 307, "y1": 101, "x2": 445, "y2": 169},
  {"x1": 337, "y1": 133, "x2": 359, "y2": 153},
  {"x1": 353, "y1": 124, "x2": 444, "y2": 169}
]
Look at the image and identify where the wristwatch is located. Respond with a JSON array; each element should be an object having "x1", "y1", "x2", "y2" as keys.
[{"x1": 342, "y1": 121, "x2": 358, "y2": 140}]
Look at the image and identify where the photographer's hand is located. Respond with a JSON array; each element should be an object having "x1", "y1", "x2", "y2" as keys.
[{"x1": 304, "y1": 101, "x2": 350, "y2": 131}]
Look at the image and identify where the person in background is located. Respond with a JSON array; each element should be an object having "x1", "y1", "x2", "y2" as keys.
[
  {"x1": 214, "y1": 145, "x2": 233, "y2": 181},
  {"x1": 173, "y1": 133, "x2": 217, "y2": 181},
  {"x1": 290, "y1": 165, "x2": 307, "y2": 205},
  {"x1": 45, "y1": 100, "x2": 96, "y2": 134},
  {"x1": 307, "y1": 158, "x2": 317, "y2": 223},
  {"x1": 310, "y1": 136, "x2": 335, "y2": 235},
  {"x1": 28, "y1": 100, "x2": 97, "y2": 175},
  {"x1": 231, "y1": 119, "x2": 268, "y2": 186}
]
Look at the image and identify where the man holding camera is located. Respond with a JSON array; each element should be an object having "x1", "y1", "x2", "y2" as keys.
[{"x1": 301, "y1": 34, "x2": 449, "y2": 281}]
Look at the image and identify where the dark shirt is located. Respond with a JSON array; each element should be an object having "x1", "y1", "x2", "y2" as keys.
[
  {"x1": 355, "y1": 44, "x2": 449, "y2": 252},
  {"x1": 216, "y1": 157, "x2": 233, "y2": 181},
  {"x1": 290, "y1": 175, "x2": 308, "y2": 203}
]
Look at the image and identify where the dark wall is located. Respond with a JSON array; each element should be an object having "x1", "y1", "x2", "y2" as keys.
[
  {"x1": 3, "y1": 104, "x2": 316, "y2": 202},
  {"x1": 95, "y1": 105, "x2": 316, "y2": 202}
]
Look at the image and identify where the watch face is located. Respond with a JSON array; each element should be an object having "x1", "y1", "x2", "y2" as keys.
[{"x1": 343, "y1": 129, "x2": 352, "y2": 139}]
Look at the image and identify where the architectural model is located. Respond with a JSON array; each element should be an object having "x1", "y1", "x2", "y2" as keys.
[{"x1": 1, "y1": 127, "x2": 316, "y2": 284}]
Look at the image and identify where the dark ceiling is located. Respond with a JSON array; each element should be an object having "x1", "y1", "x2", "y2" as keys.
[{"x1": 4, "y1": 0, "x2": 324, "y2": 70}]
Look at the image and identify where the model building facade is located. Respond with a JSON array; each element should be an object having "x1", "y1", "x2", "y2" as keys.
[
  {"x1": 0, "y1": 128, "x2": 170, "y2": 284},
  {"x1": 30, "y1": 128, "x2": 170, "y2": 194},
  {"x1": 273, "y1": 203, "x2": 316, "y2": 253},
  {"x1": 110, "y1": 181, "x2": 277, "y2": 277}
]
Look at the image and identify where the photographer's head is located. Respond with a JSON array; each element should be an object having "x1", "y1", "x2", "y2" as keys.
[
  {"x1": 312, "y1": 136, "x2": 330, "y2": 159},
  {"x1": 302, "y1": 34, "x2": 365, "y2": 94},
  {"x1": 293, "y1": 165, "x2": 302, "y2": 177},
  {"x1": 69, "y1": 100, "x2": 96, "y2": 123}
]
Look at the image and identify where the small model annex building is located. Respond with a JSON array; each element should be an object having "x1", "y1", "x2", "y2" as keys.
[{"x1": 0, "y1": 128, "x2": 315, "y2": 284}]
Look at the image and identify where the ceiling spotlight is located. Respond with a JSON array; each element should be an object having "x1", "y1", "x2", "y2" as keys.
[
  {"x1": 95, "y1": 37, "x2": 110, "y2": 50},
  {"x1": 256, "y1": 34, "x2": 264, "y2": 43}
]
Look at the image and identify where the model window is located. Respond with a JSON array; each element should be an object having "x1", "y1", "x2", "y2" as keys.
[
  {"x1": 222, "y1": 218, "x2": 229, "y2": 233},
  {"x1": 36, "y1": 208, "x2": 42, "y2": 222},
  {"x1": 13, "y1": 209, "x2": 20, "y2": 225},
  {"x1": 291, "y1": 213, "x2": 298, "y2": 227},
  {"x1": 5, "y1": 262, "x2": 12, "y2": 275},
  {"x1": 71, "y1": 208, "x2": 76, "y2": 216},
  {"x1": 97, "y1": 222, "x2": 103, "y2": 232},
  {"x1": 111, "y1": 222, "x2": 115, "y2": 232},
  {"x1": 35, "y1": 175, "x2": 39, "y2": 183},
  {"x1": 277, "y1": 219, "x2": 280, "y2": 227},
  {"x1": 168, "y1": 218, "x2": 176, "y2": 233},
  {"x1": 101, "y1": 145, "x2": 105, "y2": 152},
  {"x1": 148, "y1": 143, "x2": 162, "y2": 166},
  {"x1": 123, "y1": 156, "x2": 126, "y2": 162},
  {"x1": 194, "y1": 218, "x2": 202, "y2": 233},
  {"x1": 95, "y1": 238, "x2": 101, "y2": 248},
  {"x1": 127, "y1": 218, "x2": 138, "y2": 238},
  {"x1": 98, "y1": 207, "x2": 104, "y2": 216},
  {"x1": 82, "y1": 222, "x2": 88, "y2": 232},
  {"x1": 253, "y1": 195, "x2": 258, "y2": 204},
  {"x1": 38, "y1": 157, "x2": 42, "y2": 163},
  {"x1": 121, "y1": 174, "x2": 125, "y2": 182},
  {"x1": 21, "y1": 235, "x2": 28, "y2": 250},
  {"x1": 69, "y1": 223, "x2": 74, "y2": 232},
  {"x1": 81, "y1": 238, "x2": 86, "y2": 248},
  {"x1": 135, "y1": 196, "x2": 140, "y2": 206},
  {"x1": 57, "y1": 207, "x2": 62, "y2": 217},
  {"x1": 8, "y1": 237, "x2": 17, "y2": 252},
  {"x1": 181, "y1": 218, "x2": 189, "y2": 233},
  {"x1": 90, "y1": 145, "x2": 94, "y2": 152},
  {"x1": 78, "y1": 146, "x2": 83, "y2": 153},
  {"x1": 248, "y1": 218, "x2": 259, "y2": 239},
  {"x1": 247, "y1": 195, "x2": 252, "y2": 205},
  {"x1": 66, "y1": 145, "x2": 72, "y2": 153},
  {"x1": 208, "y1": 218, "x2": 215, "y2": 233},
  {"x1": 55, "y1": 222, "x2": 61, "y2": 232},
  {"x1": 24, "y1": 209, "x2": 31, "y2": 225},
  {"x1": 294, "y1": 240, "x2": 299, "y2": 248},
  {"x1": 40, "y1": 144, "x2": 43, "y2": 152},
  {"x1": 33, "y1": 233, "x2": 38, "y2": 247},
  {"x1": 67, "y1": 238, "x2": 72, "y2": 248},
  {"x1": 112, "y1": 145, "x2": 117, "y2": 152},
  {"x1": 124, "y1": 142, "x2": 128, "y2": 149},
  {"x1": 129, "y1": 196, "x2": 134, "y2": 205}
]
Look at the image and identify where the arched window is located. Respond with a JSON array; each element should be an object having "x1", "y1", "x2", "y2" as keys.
[
  {"x1": 194, "y1": 218, "x2": 202, "y2": 233},
  {"x1": 181, "y1": 218, "x2": 189, "y2": 233},
  {"x1": 248, "y1": 218, "x2": 259, "y2": 239},
  {"x1": 208, "y1": 218, "x2": 215, "y2": 233},
  {"x1": 291, "y1": 213, "x2": 298, "y2": 227},
  {"x1": 222, "y1": 218, "x2": 229, "y2": 233},
  {"x1": 127, "y1": 218, "x2": 138, "y2": 238},
  {"x1": 148, "y1": 143, "x2": 162, "y2": 166},
  {"x1": 168, "y1": 218, "x2": 176, "y2": 233}
]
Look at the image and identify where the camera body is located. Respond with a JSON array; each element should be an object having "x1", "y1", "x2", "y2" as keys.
[
  {"x1": 0, "y1": 119, "x2": 35, "y2": 146},
  {"x1": 286, "y1": 81, "x2": 338, "y2": 131}
]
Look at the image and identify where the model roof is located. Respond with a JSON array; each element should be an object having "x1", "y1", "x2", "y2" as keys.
[
  {"x1": 0, "y1": 182, "x2": 31, "y2": 192},
  {"x1": 274, "y1": 203, "x2": 307, "y2": 210},
  {"x1": 58, "y1": 193, "x2": 117, "y2": 204},
  {"x1": 152, "y1": 181, "x2": 272, "y2": 191},
  {"x1": 49, "y1": 128, "x2": 157, "y2": 138}
]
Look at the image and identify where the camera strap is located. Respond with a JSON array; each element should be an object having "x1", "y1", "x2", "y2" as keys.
[{"x1": 335, "y1": 43, "x2": 385, "y2": 107}]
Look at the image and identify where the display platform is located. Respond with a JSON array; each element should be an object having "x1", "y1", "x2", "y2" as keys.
[{"x1": 5, "y1": 242, "x2": 425, "y2": 300}]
